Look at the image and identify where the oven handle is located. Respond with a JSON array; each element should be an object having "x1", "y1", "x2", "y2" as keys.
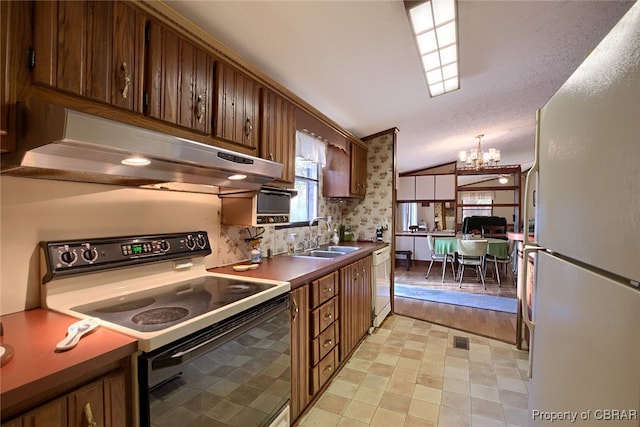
[{"x1": 151, "y1": 296, "x2": 288, "y2": 371}]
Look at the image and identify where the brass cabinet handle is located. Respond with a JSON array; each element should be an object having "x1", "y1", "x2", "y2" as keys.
[
  {"x1": 323, "y1": 339, "x2": 333, "y2": 348},
  {"x1": 121, "y1": 62, "x2": 131, "y2": 99},
  {"x1": 323, "y1": 366, "x2": 333, "y2": 375},
  {"x1": 291, "y1": 296, "x2": 299, "y2": 321},
  {"x1": 269, "y1": 152, "x2": 274, "y2": 161},
  {"x1": 323, "y1": 313, "x2": 333, "y2": 321},
  {"x1": 322, "y1": 287, "x2": 332, "y2": 294},
  {"x1": 84, "y1": 402, "x2": 98, "y2": 427},
  {"x1": 196, "y1": 94, "x2": 206, "y2": 123},
  {"x1": 244, "y1": 117, "x2": 253, "y2": 138}
]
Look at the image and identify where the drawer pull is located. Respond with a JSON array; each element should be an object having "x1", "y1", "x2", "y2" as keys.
[
  {"x1": 121, "y1": 62, "x2": 131, "y2": 99},
  {"x1": 323, "y1": 313, "x2": 333, "y2": 321},
  {"x1": 323, "y1": 339, "x2": 333, "y2": 348},
  {"x1": 323, "y1": 366, "x2": 333, "y2": 375},
  {"x1": 322, "y1": 287, "x2": 332, "y2": 294},
  {"x1": 292, "y1": 297, "x2": 299, "y2": 321},
  {"x1": 84, "y1": 402, "x2": 98, "y2": 427}
]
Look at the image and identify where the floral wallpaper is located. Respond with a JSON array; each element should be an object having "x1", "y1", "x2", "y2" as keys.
[{"x1": 217, "y1": 129, "x2": 395, "y2": 266}]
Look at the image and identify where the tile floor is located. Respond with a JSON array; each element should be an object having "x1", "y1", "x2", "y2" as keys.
[{"x1": 298, "y1": 315, "x2": 530, "y2": 427}]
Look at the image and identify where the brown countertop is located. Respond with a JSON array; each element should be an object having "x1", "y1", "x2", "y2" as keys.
[
  {"x1": 209, "y1": 241, "x2": 388, "y2": 287},
  {"x1": 0, "y1": 309, "x2": 138, "y2": 416}
]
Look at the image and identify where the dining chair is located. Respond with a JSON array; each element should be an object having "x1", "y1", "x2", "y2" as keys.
[
  {"x1": 481, "y1": 225, "x2": 506, "y2": 239},
  {"x1": 487, "y1": 239, "x2": 516, "y2": 286},
  {"x1": 426, "y1": 235, "x2": 456, "y2": 283},
  {"x1": 457, "y1": 239, "x2": 489, "y2": 290}
]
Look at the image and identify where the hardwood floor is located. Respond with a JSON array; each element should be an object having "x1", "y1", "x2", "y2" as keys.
[{"x1": 392, "y1": 260, "x2": 518, "y2": 344}]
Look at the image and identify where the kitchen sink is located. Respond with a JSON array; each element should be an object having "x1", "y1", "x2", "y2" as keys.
[
  {"x1": 290, "y1": 245, "x2": 361, "y2": 259},
  {"x1": 326, "y1": 245, "x2": 360, "y2": 253}
]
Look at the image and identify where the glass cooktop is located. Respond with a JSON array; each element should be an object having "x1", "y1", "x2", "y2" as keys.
[{"x1": 71, "y1": 276, "x2": 276, "y2": 332}]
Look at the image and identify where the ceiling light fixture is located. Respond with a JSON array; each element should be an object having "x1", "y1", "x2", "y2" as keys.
[
  {"x1": 406, "y1": 0, "x2": 459, "y2": 97},
  {"x1": 458, "y1": 134, "x2": 501, "y2": 171},
  {"x1": 498, "y1": 175, "x2": 509, "y2": 185}
]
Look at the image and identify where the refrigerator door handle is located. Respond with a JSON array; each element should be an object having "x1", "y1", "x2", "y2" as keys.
[
  {"x1": 523, "y1": 109, "x2": 541, "y2": 247},
  {"x1": 521, "y1": 244, "x2": 544, "y2": 379}
]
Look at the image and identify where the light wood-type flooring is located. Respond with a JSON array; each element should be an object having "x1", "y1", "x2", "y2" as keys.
[{"x1": 393, "y1": 260, "x2": 518, "y2": 344}]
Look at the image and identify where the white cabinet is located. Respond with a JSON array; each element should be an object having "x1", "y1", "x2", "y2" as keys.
[
  {"x1": 395, "y1": 235, "x2": 414, "y2": 252},
  {"x1": 397, "y1": 176, "x2": 415, "y2": 200},
  {"x1": 415, "y1": 175, "x2": 435, "y2": 200},
  {"x1": 413, "y1": 237, "x2": 430, "y2": 261},
  {"x1": 435, "y1": 175, "x2": 456, "y2": 200}
]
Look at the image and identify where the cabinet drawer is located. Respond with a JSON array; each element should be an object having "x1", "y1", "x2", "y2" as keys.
[
  {"x1": 311, "y1": 322, "x2": 339, "y2": 366},
  {"x1": 310, "y1": 272, "x2": 337, "y2": 308},
  {"x1": 311, "y1": 297, "x2": 338, "y2": 337},
  {"x1": 311, "y1": 346, "x2": 338, "y2": 395}
]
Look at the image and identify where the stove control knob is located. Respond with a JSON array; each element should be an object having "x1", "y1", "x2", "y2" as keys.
[
  {"x1": 196, "y1": 234, "x2": 207, "y2": 249},
  {"x1": 159, "y1": 240, "x2": 170, "y2": 252},
  {"x1": 60, "y1": 250, "x2": 77, "y2": 266},
  {"x1": 82, "y1": 248, "x2": 98, "y2": 263},
  {"x1": 185, "y1": 236, "x2": 196, "y2": 250}
]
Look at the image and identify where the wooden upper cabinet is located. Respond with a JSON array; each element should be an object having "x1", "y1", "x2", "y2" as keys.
[
  {"x1": 1, "y1": 0, "x2": 31, "y2": 153},
  {"x1": 32, "y1": 1, "x2": 145, "y2": 112},
  {"x1": 145, "y1": 20, "x2": 214, "y2": 134},
  {"x1": 214, "y1": 62, "x2": 261, "y2": 151},
  {"x1": 350, "y1": 143, "x2": 367, "y2": 197},
  {"x1": 260, "y1": 89, "x2": 296, "y2": 183}
]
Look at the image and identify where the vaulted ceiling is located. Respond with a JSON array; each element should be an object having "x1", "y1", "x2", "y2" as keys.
[{"x1": 164, "y1": 0, "x2": 634, "y2": 174}]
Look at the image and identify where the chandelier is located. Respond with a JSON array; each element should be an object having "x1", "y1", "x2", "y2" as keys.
[{"x1": 458, "y1": 134, "x2": 500, "y2": 171}]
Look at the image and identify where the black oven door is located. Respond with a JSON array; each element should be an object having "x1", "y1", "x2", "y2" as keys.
[{"x1": 138, "y1": 294, "x2": 290, "y2": 427}]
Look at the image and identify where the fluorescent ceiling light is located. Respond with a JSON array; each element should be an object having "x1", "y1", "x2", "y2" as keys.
[{"x1": 407, "y1": 0, "x2": 459, "y2": 97}]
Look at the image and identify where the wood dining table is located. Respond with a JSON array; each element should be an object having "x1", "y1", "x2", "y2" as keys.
[{"x1": 434, "y1": 237, "x2": 510, "y2": 259}]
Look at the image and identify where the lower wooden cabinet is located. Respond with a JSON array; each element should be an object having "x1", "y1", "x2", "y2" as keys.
[
  {"x1": 3, "y1": 369, "x2": 127, "y2": 427},
  {"x1": 289, "y1": 284, "x2": 310, "y2": 422},
  {"x1": 290, "y1": 257, "x2": 373, "y2": 423},
  {"x1": 340, "y1": 256, "x2": 372, "y2": 359}
]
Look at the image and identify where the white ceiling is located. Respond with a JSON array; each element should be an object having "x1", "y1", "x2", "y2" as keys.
[{"x1": 164, "y1": 0, "x2": 633, "y2": 174}]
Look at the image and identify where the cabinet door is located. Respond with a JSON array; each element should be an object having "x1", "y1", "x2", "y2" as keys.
[
  {"x1": 145, "y1": 21, "x2": 214, "y2": 132},
  {"x1": 435, "y1": 174, "x2": 456, "y2": 200},
  {"x1": 260, "y1": 89, "x2": 295, "y2": 183},
  {"x1": 289, "y1": 285, "x2": 310, "y2": 422},
  {"x1": 67, "y1": 380, "x2": 105, "y2": 427},
  {"x1": 215, "y1": 62, "x2": 260, "y2": 151},
  {"x1": 414, "y1": 237, "x2": 430, "y2": 261},
  {"x1": 1, "y1": 0, "x2": 31, "y2": 153},
  {"x1": 32, "y1": 1, "x2": 144, "y2": 112},
  {"x1": 395, "y1": 235, "x2": 414, "y2": 252},
  {"x1": 350, "y1": 143, "x2": 367, "y2": 197},
  {"x1": 339, "y1": 257, "x2": 371, "y2": 359},
  {"x1": 111, "y1": 1, "x2": 145, "y2": 112},
  {"x1": 415, "y1": 175, "x2": 435, "y2": 200},
  {"x1": 397, "y1": 176, "x2": 415, "y2": 200},
  {"x1": 23, "y1": 397, "x2": 67, "y2": 427}
]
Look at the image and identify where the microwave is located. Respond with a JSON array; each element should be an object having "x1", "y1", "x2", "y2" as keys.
[{"x1": 221, "y1": 187, "x2": 295, "y2": 226}]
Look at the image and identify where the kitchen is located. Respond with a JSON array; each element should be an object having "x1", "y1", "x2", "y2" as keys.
[{"x1": 2, "y1": 1, "x2": 639, "y2": 427}]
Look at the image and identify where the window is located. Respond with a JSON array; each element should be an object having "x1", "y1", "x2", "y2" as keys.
[
  {"x1": 290, "y1": 157, "x2": 319, "y2": 223},
  {"x1": 461, "y1": 191, "x2": 493, "y2": 219},
  {"x1": 289, "y1": 131, "x2": 326, "y2": 224}
]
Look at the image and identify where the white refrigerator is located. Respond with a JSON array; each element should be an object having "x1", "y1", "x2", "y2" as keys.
[{"x1": 523, "y1": 3, "x2": 640, "y2": 426}]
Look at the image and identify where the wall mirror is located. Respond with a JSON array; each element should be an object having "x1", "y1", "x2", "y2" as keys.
[{"x1": 396, "y1": 201, "x2": 456, "y2": 232}]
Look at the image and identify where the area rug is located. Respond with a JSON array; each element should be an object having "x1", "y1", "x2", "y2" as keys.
[{"x1": 394, "y1": 283, "x2": 517, "y2": 314}]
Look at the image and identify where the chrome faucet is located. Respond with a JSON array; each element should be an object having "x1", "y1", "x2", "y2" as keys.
[{"x1": 308, "y1": 217, "x2": 329, "y2": 249}]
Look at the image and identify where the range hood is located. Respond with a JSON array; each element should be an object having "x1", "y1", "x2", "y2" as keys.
[{"x1": 0, "y1": 100, "x2": 283, "y2": 194}]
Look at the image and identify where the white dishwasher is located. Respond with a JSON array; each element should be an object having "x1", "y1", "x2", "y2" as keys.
[{"x1": 371, "y1": 246, "x2": 391, "y2": 329}]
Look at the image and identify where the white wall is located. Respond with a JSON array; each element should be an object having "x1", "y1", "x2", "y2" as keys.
[{"x1": 0, "y1": 176, "x2": 220, "y2": 315}]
